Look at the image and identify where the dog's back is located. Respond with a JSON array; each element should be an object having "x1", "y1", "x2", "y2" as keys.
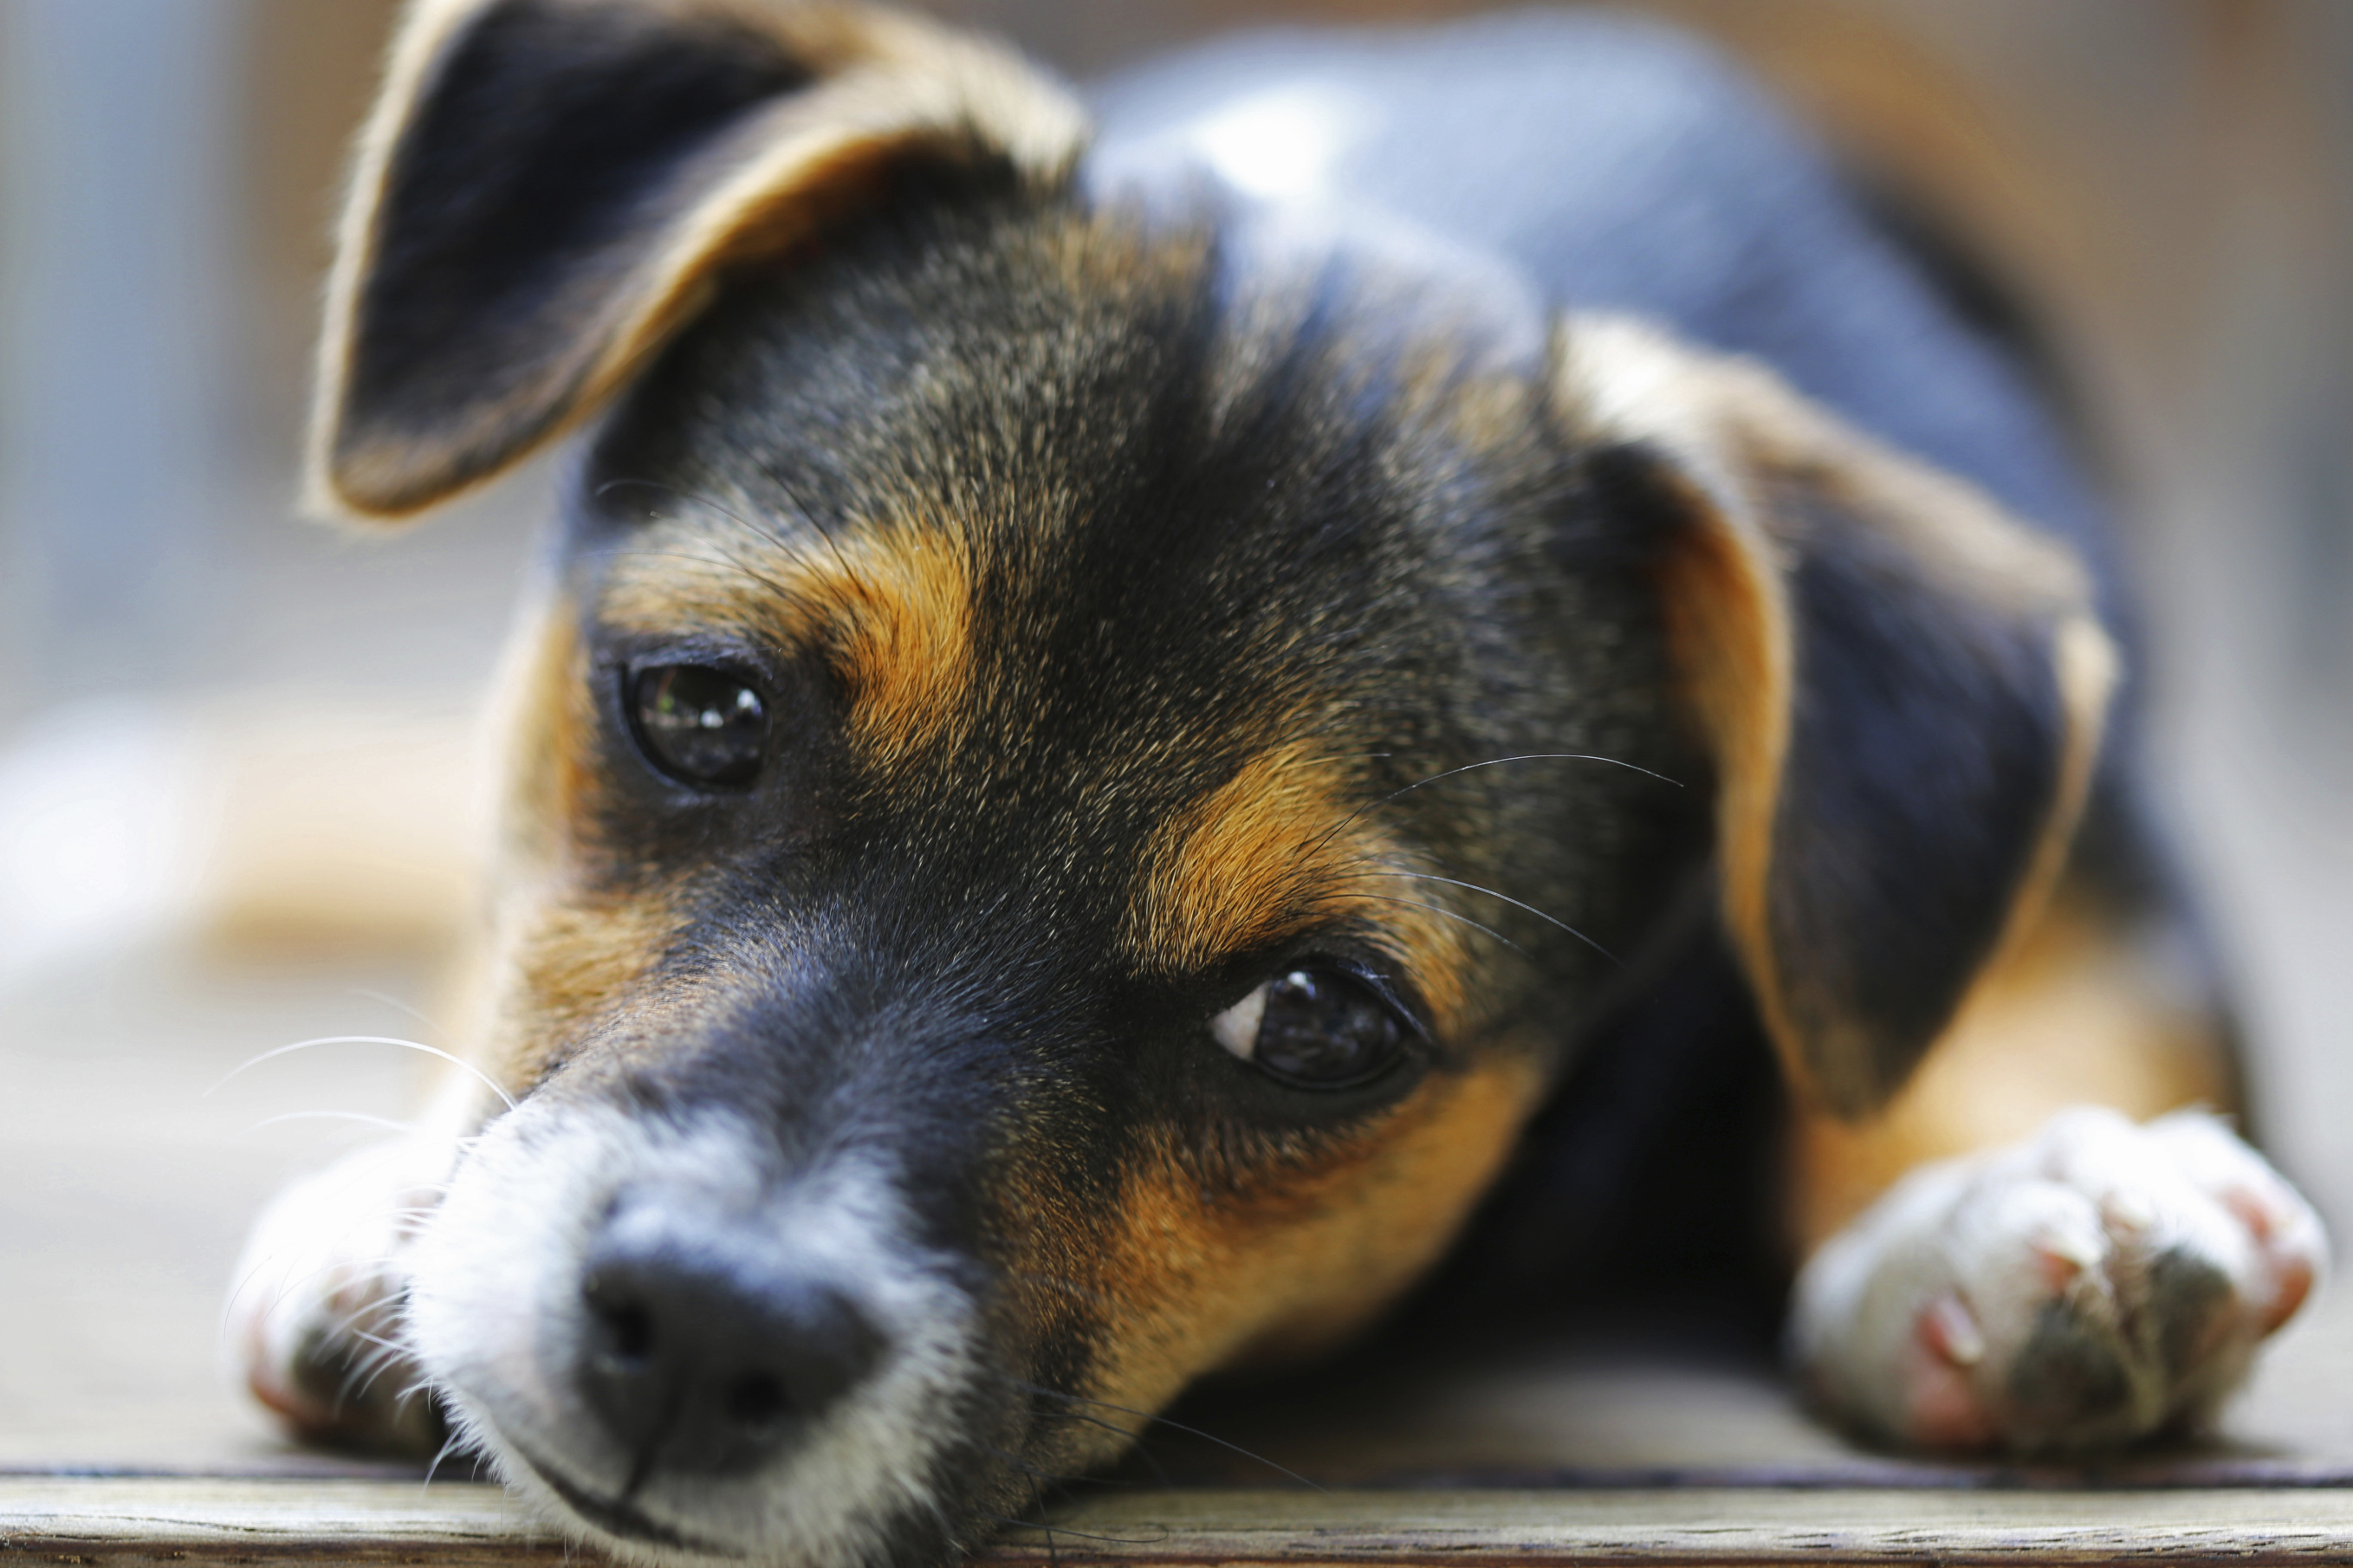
[{"x1": 1092, "y1": 14, "x2": 2105, "y2": 562}]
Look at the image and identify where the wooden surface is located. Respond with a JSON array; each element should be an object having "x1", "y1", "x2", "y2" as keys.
[{"x1": 11, "y1": 1480, "x2": 2353, "y2": 1565}]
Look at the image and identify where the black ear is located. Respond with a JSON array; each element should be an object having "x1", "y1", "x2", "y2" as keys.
[
  {"x1": 1554, "y1": 318, "x2": 2117, "y2": 1118},
  {"x1": 310, "y1": 0, "x2": 1086, "y2": 518}
]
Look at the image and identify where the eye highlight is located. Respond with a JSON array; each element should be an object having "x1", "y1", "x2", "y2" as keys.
[
  {"x1": 1210, "y1": 969, "x2": 1408, "y2": 1090},
  {"x1": 629, "y1": 664, "x2": 768, "y2": 787}
]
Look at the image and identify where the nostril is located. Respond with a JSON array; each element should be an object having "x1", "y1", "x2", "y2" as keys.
[
  {"x1": 723, "y1": 1370, "x2": 789, "y2": 1432},
  {"x1": 583, "y1": 1273, "x2": 659, "y2": 1368},
  {"x1": 598, "y1": 1301, "x2": 656, "y2": 1367}
]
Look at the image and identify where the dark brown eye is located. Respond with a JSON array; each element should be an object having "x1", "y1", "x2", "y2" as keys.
[
  {"x1": 630, "y1": 664, "x2": 768, "y2": 787},
  {"x1": 1209, "y1": 969, "x2": 1406, "y2": 1089}
]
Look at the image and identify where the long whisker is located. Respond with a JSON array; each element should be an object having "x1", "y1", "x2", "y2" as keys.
[
  {"x1": 423, "y1": 1429, "x2": 468, "y2": 1491},
  {"x1": 220, "y1": 1254, "x2": 399, "y2": 1349},
  {"x1": 1032, "y1": 1401, "x2": 1142, "y2": 1447},
  {"x1": 1349, "y1": 893, "x2": 1527, "y2": 961},
  {"x1": 335, "y1": 1340, "x2": 407, "y2": 1409},
  {"x1": 1358, "y1": 870, "x2": 1615, "y2": 962},
  {"x1": 345, "y1": 1326, "x2": 411, "y2": 1357},
  {"x1": 323, "y1": 1293, "x2": 411, "y2": 1349},
  {"x1": 587, "y1": 547, "x2": 804, "y2": 607},
  {"x1": 1424, "y1": 751, "x2": 1682, "y2": 789},
  {"x1": 1028, "y1": 1401, "x2": 1178, "y2": 1487},
  {"x1": 346, "y1": 1342, "x2": 415, "y2": 1405},
  {"x1": 596, "y1": 477, "x2": 801, "y2": 559},
  {"x1": 348, "y1": 988, "x2": 451, "y2": 1043},
  {"x1": 351, "y1": 1343, "x2": 427, "y2": 1409},
  {"x1": 242, "y1": 1111, "x2": 421, "y2": 1137},
  {"x1": 1305, "y1": 751, "x2": 1680, "y2": 864},
  {"x1": 1008, "y1": 1379, "x2": 1326, "y2": 1493},
  {"x1": 726, "y1": 456, "x2": 867, "y2": 583},
  {"x1": 597, "y1": 476, "x2": 858, "y2": 594},
  {"x1": 1008, "y1": 1468, "x2": 1060, "y2": 1568},
  {"x1": 989, "y1": 1514, "x2": 1169, "y2": 1548},
  {"x1": 204, "y1": 1037, "x2": 517, "y2": 1113}
]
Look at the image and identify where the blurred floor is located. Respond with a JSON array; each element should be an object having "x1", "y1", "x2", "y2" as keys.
[{"x1": 0, "y1": 944, "x2": 435, "y2": 1468}]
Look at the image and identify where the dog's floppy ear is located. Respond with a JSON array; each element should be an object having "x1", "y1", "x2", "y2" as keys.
[
  {"x1": 1555, "y1": 317, "x2": 2116, "y2": 1119},
  {"x1": 311, "y1": 0, "x2": 1086, "y2": 519}
]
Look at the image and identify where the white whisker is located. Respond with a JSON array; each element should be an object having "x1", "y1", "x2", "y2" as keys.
[
  {"x1": 205, "y1": 1035, "x2": 517, "y2": 1113},
  {"x1": 1364, "y1": 869, "x2": 1616, "y2": 962},
  {"x1": 348, "y1": 988, "x2": 453, "y2": 1043},
  {"x1": 243, "y1": 1111, "x2": 421, "y2": 1137},
  {"x1": 1353, "y1": 893, "x2": 1526, "y2": 958}
]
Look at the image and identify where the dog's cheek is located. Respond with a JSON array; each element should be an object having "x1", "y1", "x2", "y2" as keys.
[
  {"x1": 489, "y1": 895, "x2": 694, "y2": 1085},
  {"x1": 488, "y1": 600, "x2": 602, "y2": 878},
  {"x1": 977, "y1": 1155, "x2": 1131, "y2": 1474},
  {"x1": 472, "y1": 602, "x2": 694, "y2": 1089},
  {"x1": 1084, "y1": 1053, "x2": 1545, "y2": 1417}
]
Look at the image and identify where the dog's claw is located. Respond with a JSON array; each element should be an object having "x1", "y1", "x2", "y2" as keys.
[{"x1": 1791, "y1": 1106, "x2": 2328, "y2": 1453}]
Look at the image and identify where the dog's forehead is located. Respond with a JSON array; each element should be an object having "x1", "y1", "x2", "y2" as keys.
[
  {"x1": 581, "y1": 204, "x2": 1552, "y2": 783},
  {"x1": 581, "y1": 191, "x2": 1554, "y2": 580},
  {"x1": 557, "y1": 196, "x2": 1564, "y2": 990}
]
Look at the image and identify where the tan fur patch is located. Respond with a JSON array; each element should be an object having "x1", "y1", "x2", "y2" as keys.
[
  {"x1": 1124, "y1": 742, "x2": 1473, "y2": 1031},
  {"x1": 465, "y1": 599, "x2": 685, "y2": 1090},
  {"x1": 489, "y1": 895, "x2": 684, "y2": 1091},
  {"x1": 1786, "y1": 891, "x2": 2236, "y2": 1252},
  {"x1": 488, "y1": 593, "x2": 599, "y2": 878},
  {"x1": 1129, "y1": 742, "x2": 1354, "y2": 971},
  {"x1": 1066, "y1": 1052, "x2": 1547, "y2": 1451},
  {"x1": 1649, "y1": 479, "x2": 1793, "y2": 1056},
  {"x1": 826, "y1": 527, "x2": 976, "y2": 770},
  {"x1": 600, "y1": 510, "x2": 975, "y2": 773}
]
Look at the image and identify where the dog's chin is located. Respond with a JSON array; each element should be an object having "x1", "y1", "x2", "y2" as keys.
[
  {"x1": 405, "y1": 1102, "x2": 995, "y2": 1568},
  {"x1": 430, "y1": 1395, "x2": 980, "y2": 1568},
  {"x1": 445, "y1": 1399, "x2": 980, "y2": 1568}
]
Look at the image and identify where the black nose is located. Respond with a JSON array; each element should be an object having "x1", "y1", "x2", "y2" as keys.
[{"x1": 576, "y1": 1208, "x2": 886, "y2": 1476}]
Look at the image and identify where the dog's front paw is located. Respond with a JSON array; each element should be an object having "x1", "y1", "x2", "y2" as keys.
[
  {"x1": 226, "y1": 1138, "x2": 456, "y2": 1455},
  {"x1": 1791, "y1": 1107, "x2": 2325, "y2": 1452}
]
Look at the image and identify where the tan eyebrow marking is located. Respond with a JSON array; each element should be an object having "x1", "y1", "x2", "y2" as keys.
[
  {"x1": 826, "y1": 527, "x2": 975, "y2": 771},
  {"x1": 1125, "y1": 740, "x2": 1473, "y2": 1029},
  {"x1": 598, "y1": 510, "x2": 973, "y2": 771}
]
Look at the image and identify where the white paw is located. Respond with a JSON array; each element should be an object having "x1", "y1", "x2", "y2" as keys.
[
  {"x1": 226, "y1": 1136, "x2": 456, "y2": 1454},
  {"x1": 1791, "y1": 1107, "x2": 2326, "y2": 1452}
]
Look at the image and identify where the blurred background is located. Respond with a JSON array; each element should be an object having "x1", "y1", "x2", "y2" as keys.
[{"x1": 1, "y1": 0, "x2": 2348, "y2": 1467}]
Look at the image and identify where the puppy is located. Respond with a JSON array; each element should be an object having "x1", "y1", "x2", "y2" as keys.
[{"x1": 230, "y1": 2, "x2": 2327, "y2": 1562}]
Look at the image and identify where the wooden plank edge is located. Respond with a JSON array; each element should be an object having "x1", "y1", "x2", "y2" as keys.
[{"x1": 8, "y1": 1480, "x2": 2353, "y2": 1564}]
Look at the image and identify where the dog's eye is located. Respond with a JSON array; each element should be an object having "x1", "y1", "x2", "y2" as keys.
[
  {"x1": 1210, "y1": 969, "x2": 1405, "y2": 1089},
  {"x1": 630, "y1": 664, "x2": 768, "y2": 787}
]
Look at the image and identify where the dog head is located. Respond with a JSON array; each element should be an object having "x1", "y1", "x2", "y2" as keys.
[{"x1": 312, "y1": 2, "x2": 2114, "y2": 1561}]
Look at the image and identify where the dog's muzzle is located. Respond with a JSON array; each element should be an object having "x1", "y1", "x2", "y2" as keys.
[{"x1": 406, "y1": 1103, "x2": 982, "y2": 1565}]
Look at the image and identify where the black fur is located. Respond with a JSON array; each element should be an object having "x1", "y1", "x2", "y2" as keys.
[{"x1": 340, "y1": 0, "x2": 850, "y2": 509}]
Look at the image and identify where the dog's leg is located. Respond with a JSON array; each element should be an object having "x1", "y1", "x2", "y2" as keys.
[
  {"x1": 227, "y1": 1068, "x2": 483, "y2": 1455},
  {"x1": 1786, "y1": 897, "x2": 2327, "y2": 1452}
]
